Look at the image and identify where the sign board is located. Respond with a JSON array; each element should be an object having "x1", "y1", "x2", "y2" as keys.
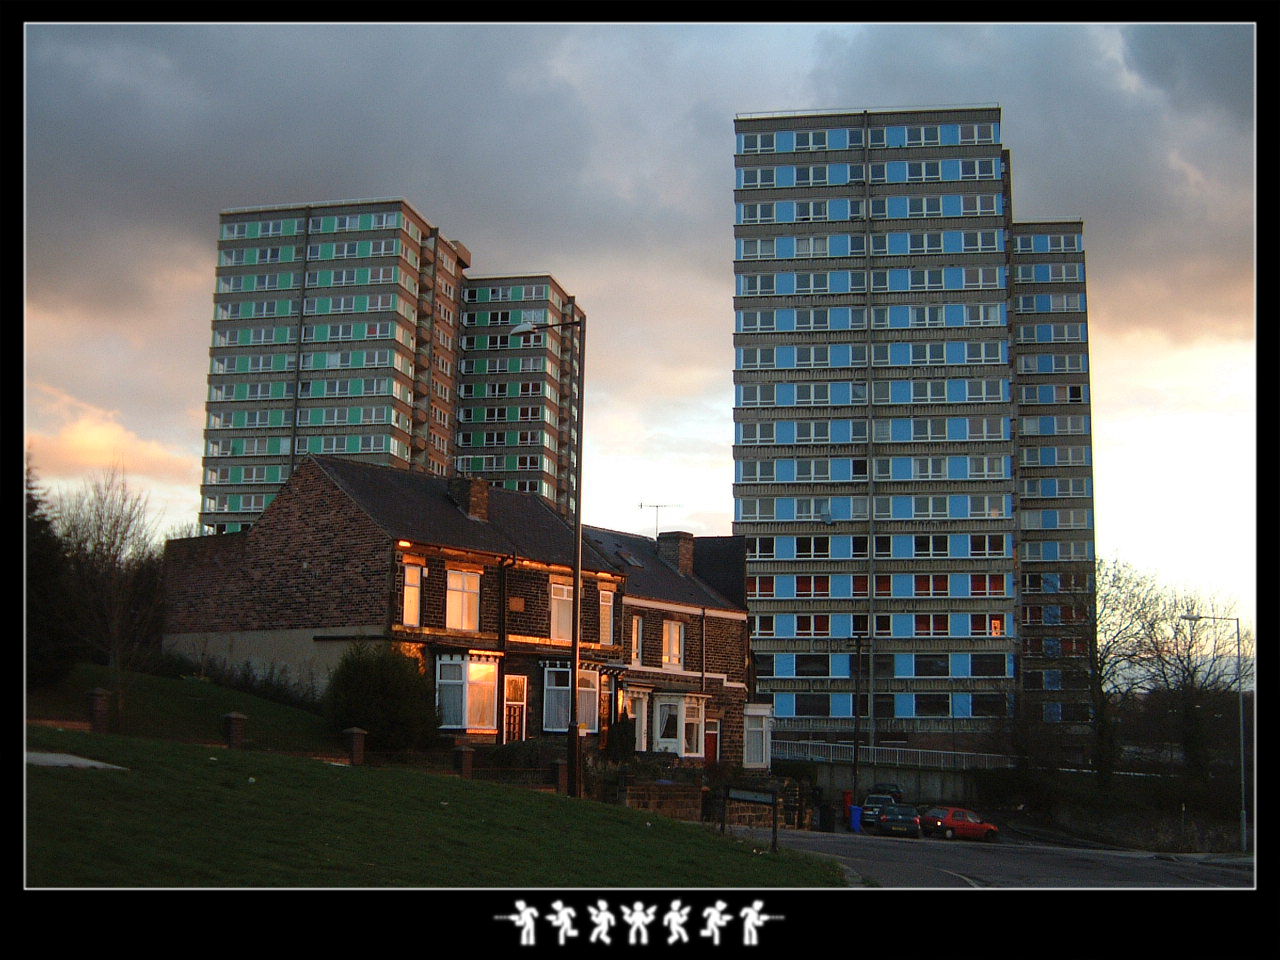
[{"x1": 727, "y1": 788, "x2": 776, "y2": 805}]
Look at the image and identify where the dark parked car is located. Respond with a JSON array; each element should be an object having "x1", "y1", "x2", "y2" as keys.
[
  {"x1": 876, "y1": 804, "x2": 922, "y2": 838},
  {"x1": 921, "y1": 806, "x2": 1000, "y2": 842},
  {"x1": 859, "y1": 793, "x2": 896, "y2": 829},
  {"x1": 870, "y1": 782, "x2": 905, "y2": 802}
]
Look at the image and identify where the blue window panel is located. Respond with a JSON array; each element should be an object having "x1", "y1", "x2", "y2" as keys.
[
  {"x1": 891, "y1": 419, "x2": 914, "y2": 443},
  {"x1": 775, "y1": 693, "x2": 796, "y2": 718},
  {"x1": 886, "y1": 343, "x2": 909, "y2": 366},
  {"x1": 946, "y1": 380, "x2": 967, "y2": 403},
  {"x1": 891, "y1": 614, "x2": 912, "y2": 638},
  {"x1": 942, "y1": 231, "x2": 967, "y2": 254},
  {"x1": 940, "y1": 194, "x2": 965, "y2": 217},
  {"x1": 774, "y1": 654, "x2": 797, "y2": 677},
  {"x1": 776, "y1": 615, "x2": 796, "y2": 637},
  {"x1": 889, "y1": 270, "x2": 912, "y2": 292},
  {"x1": 773, "y1": 383, "x2": 794, "y2": 406},
  {"x1": 1044, "y1": 670, "x2": 1063, "y2": 690},
  {"x1": 830, "y1": 694, "x2": 853, "y2": 717},
  {"x1": 892, "y1": 497, "x2": 912, "y2": 520},
  {"x1": 948, "y1": 495, "x2": 969, "y2": 518},
  {"x1": 890, "y1": 535, "x2": 912, "y2": 559},
  {"x1": 829, "y1": 655, "x2": 851, "y2": 678},
  {"x1": 829, "y1": 199, "x2": 852, "y2": 220},
  {"x1": 949, "y1": 534, "x2": 970, "y2": 558},
  {"x1": 775, "y1": 201, "x2": 796, "y2": 222},
  {"x1": 775, "y1": 167, "x2": 797, "y2": 188},
  {"x1": 886, "y1": 233, "x2": 911, "y2": 255},
  {"x1": 939, "y1": 159, "x2": 962, "y2": 180},
  {"x1": 892, "y1": 654, "x2": 911, "y2": 678},
  {"x1": 774, "y1": 459, "x2": 796, "y2": 483},
  {"x1": 951, "y1": 574, "x2": 970, "y2": 599},
  {"x1": 948, "y1": 456, "x2": 968, "y2": 480},
  {"x1": 829, "y1": 272, "x2": 853, "y2": 295},
  {"x1": 886, "y1": 305, "x2": 909, "y2": 327},
  {"x1": 896, "y1": 693, "x2": 915, "y2": 718},
  {"x1": 775, "y1": 422, "x2": 796, "y2": 444},
  {"x1": 774, "y1": 499, "x2": 796, "y2": 522},
  {"x1": 888, "y1": 381, "x2": 911, "y2": 404},
  {"x1": 953, "y1": 693, "x2": 973, "y2": 718},
  {"x1": 1043, "y1": 702, "x2": 1063, "y2": 722},
  {"x1": 882, "y1": 127, "x2": 908, "y2": 148},
  {"x1": 827, "y1": 459, "x2": 850, "y2": 482},
  {"x1": 828, "y1": 613, "x2": 853, "y2": 637},
  {"x1": 828, "y1": 236, "x2": 853, "y2": 258},
  {"x1": 947, "y1": 417, "x2": 970, "y2": 440},
  {"x1": 884, "y1": 160, "x2": 908, "y2": 182},
  {"x1": 892, "y1": 574, "x2": 913, "y2": 598},
  {"x1": 953, "y1": 655, "x2": 971, "y2": 678},
  {"x1": 943, "y1": 267, "x2": 966, "y2": 290},
  {"x1": 774, "y1": 537, "x2": 797, "y2": 561},
  {"x1": 775, "y1": 577, "x2": 797, "y2": 600},
  {"x1": 884, "y1": 196, "x2": 910, "y2": 219}
]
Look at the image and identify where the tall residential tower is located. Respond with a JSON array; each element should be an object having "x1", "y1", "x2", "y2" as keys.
[
  {"x1": 732, "y1": 106, "x2": 1095, "y2": 761},
  {"x1": 201, "y1": 199, "x2": 583, "y2": 532}
]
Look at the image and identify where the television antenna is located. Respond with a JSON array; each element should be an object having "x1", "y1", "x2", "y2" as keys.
[{"x1": 638, "y1": 502, "x2": 682, "y2": 539}]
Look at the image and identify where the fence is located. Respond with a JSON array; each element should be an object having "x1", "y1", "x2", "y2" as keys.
[{"x1": 772, "y1": 739, "x2": 1018, "y2": 771}]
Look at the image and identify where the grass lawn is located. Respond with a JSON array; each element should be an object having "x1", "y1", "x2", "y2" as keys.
[{"x1": 26, "y1": 669, "x2": 846, "y2": 889}]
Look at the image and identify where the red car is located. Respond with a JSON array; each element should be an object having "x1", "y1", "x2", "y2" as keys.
[{"x1": 921, "y1": 806, "x2": 999, "y2": 842}]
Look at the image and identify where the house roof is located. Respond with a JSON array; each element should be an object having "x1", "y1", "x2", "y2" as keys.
[{"x1": 305, "y1": 457, "x2": 742, "y2": 613}]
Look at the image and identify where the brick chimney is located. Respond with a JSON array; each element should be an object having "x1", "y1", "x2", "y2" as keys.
[
  {"x1": 656, "y1": 530, "x2": 695, "y2": 576},
  {"x1": 449, "y1": 477, "x2": 490, "y2": 521}
]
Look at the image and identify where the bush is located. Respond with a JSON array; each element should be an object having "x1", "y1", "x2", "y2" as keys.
[{"x1": 322, "y1": 643, "x2": 438, "y2": 752}]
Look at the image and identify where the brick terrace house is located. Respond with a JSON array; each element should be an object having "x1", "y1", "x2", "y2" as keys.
[{"x1": 164, "y1": 456, "x2": 769, "y2": 768}]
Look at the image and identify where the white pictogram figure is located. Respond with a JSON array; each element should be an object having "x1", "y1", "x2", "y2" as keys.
[
  {"x1": 588, "y1": 900, "x2": 617, "y2": 945},
  {"x1": 620, "y1": 901, "x2": 657, "y2": 945},
  {"x1": 700, "y1": 900, "x2": 732, "y2": 945},
  {"x1": 663, "y1": 899, "x2": 691, "y2": 944},
  {"x1": 497, "y1": 899, "x2": 539, "y2": 946},
  {"x1": 739, "y1": 900, "x2": 782, "y2": 945},
  {"x1": 548, "y1": 900, "x2": 579, "y2": 946}
]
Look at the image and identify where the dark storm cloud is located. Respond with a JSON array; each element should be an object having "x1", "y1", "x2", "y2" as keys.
[
  {"x1": 1119, "y1": 24, "x2": 1254, "y2": 130},
  {"x1": 806, "y1": 24, "x2": 1255, "y2": 342}
]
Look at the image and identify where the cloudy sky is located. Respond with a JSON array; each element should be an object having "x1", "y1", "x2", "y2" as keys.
[{"x1": 24, "y1": 23, "x2": 1255, "y2": 628}]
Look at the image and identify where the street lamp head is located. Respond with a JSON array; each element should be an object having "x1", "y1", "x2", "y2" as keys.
[{"x1": 510, "y1": 321, "x2": 537, "y2": 336}]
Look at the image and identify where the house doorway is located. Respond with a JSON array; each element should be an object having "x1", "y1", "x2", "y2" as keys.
[
  {"x1": 504, "y1": 674, "x2": 527, "y2": 743},
  {"x1": 704, "y1": 718, "x2": 720, "y2": 765}
]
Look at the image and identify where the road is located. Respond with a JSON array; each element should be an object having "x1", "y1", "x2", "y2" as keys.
[{"x1": 726, "y1": 825, "x2": 1254, "y2": 888}]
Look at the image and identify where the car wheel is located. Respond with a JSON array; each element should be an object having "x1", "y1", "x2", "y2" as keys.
[
  {"x1": 984, "y1": 830, "x2": 999, "y2": 842},
  {"x1": 943, "y1": 827, "x2": 955, "y2": 840}
]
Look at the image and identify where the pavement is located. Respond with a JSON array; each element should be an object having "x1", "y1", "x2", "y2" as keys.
[{"x1": 26, "y1": 752, "x2": 127, "y2": 770}]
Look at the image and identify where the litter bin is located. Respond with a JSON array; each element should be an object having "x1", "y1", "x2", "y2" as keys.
[
  {"x1": 842, "y1": 791, "x2": 854, "y2": 830},
  {"x1": 849, "y1": 805, "x2": 863, "y2": 834}
]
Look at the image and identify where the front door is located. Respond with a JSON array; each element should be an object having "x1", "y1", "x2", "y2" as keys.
[
  {"x1": 704, "y1": 718, "x2": 720, "y2": 765},
  {"x1": 504, "y1": 674, "x2": 527, "y2": 743}
]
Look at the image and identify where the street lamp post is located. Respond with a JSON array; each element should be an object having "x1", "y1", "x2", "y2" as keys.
[
  {"x1": 1180, "y1": 613, "x2": 1248, "y2": 853},
  {"x1": 512, "y1": 313, "x2": 586, "y2": 798}
]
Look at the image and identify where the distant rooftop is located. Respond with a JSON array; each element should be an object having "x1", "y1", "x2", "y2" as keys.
[{"x1": 735, "y1": 103, "x2": 1000, "y2": 120}]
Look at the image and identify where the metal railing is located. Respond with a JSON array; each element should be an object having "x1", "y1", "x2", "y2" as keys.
[{"x1": 772, "y1": 739, "x2": 1018, "y2": 771}]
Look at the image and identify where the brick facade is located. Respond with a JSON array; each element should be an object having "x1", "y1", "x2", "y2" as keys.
[{"x1": 164, "y1": 456, "x2": 765, "y2": 768}]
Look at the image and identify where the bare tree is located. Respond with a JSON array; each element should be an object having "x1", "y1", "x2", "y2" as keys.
[
  {"x1": 1130, "y1": 592, "x2": 1255, "y2": 780},
  {"x1": 53, "y1": 465, "x2": 165, "y2": 723},
  {"x1": 1073, "y1": 558, "x2": 1167, "y2": 781}
]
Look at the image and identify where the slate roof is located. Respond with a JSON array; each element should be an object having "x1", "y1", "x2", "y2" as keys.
[{"x1": 305, "y1": 456, "x2": 743, "y2": 613}]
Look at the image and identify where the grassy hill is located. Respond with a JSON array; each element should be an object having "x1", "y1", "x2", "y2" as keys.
[{"x1": 26, "y1": 667, "x2": 845, "y2": 889}]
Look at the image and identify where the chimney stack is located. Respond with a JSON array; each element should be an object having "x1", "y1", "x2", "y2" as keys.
[
  {"x1": 449, "y1": 477, "x2": 490, "y2": 521},
  {"x1": 656, "y1": 530, "x2": 695, "y2": 576}
]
